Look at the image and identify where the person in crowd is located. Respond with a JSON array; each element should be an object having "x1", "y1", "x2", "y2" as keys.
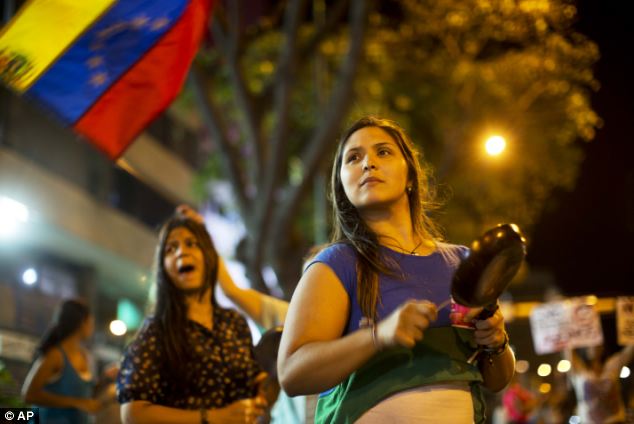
[
  {"x1": 502, "y1": 373, "x2": 538, "y2": 424},
  {"x1": 278, "y1": 116, "x2": 515, "y2": 423},
  {"x1": 177, "y1": 204, "x2": 320, "y2": 423},
  {"x1": 176, "y1": 205, "x2": 290, "y2": 330},
  {"x1": 566, "y1": 344, "x2": 634, "y2": 423},
  {"x1": 22, "y1": 298, "x2": 104, "y2": 423},
  {"x1": 117, "y1": 213, "x2": 269, "y2": 424}
]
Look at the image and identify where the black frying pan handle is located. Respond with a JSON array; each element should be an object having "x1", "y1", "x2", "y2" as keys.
[{"x1": 476, "y1": 302, "x2": 498, "y2": 320}]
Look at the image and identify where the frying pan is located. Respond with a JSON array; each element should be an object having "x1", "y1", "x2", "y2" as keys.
[{"x1": 449, "y1": 223, "x2": 527, "y2": 319}]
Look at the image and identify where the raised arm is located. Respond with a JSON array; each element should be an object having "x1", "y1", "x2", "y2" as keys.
[
  {"x1": 217, "y1": 257, "x2": 288, "y2": 328},
  {"x1": 604, "y1": 345, "x2": 634, "y2": 377},
  {"x1": 564, "y1": 347, "x2": 588, "y2": 373},
  {"x1": 277, "y1": 263, "x2": 373, "y2": 395},
  {"x1": 22, "y1": 349, "x2": 100, "y2": 413}
]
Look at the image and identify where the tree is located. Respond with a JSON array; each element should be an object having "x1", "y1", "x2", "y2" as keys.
[
  {"x1": 177, "y1": 0, "x2": 600, "y2": 295},
  {"x1": 184, "y1": 0, "x2": 370, "y2": 296}
]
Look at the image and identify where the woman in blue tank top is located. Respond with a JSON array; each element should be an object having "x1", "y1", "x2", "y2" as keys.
[
  {"x1": 278, "y1": 117, "x2": 516, "y2": 423},
  {"x1": 22, "y1": 299, "x2": 101, "y2": 423}
]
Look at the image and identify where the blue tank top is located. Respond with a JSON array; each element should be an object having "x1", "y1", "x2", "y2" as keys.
[
  {"x1": 37, "y1": 348, "x2": 95, "y2": 424},
  {"x1": 308, "y1": 242, "x2": 469, "y2": 334}
]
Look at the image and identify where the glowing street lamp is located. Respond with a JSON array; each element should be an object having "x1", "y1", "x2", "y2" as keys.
[
  {"x1": 22, "y1": 268, "x2": 38, "y2": 286},
  {"x1": 537, "y1": 363, "x2": 552, "y2": 377},
  {"x1": 515, "y1": 360, "x2": 530, "y2": 374},
  {"x1": 557, "y1": 359, "x2": 572, "y2": 373},
  {"x1": 109, "y1": 320, "x2": 128, "y2": 336},
  {"x1": 621, "y1": 366, "x2": 631, "y2": 379},
  {"x1": 0, "y1": 196, "x2": 29, "y2": 237},
  {"x1": 485, "y1": 135, "x2": 506, "y2": 156}
]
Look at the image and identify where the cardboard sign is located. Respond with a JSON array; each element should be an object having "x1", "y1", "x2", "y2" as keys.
[
  {"x1": 567, "y1": 298, "x2": 603, "y2": 349},
  {"x1": 529, "y1": 297, "x2": 603, "y2": 355},
  {"x1": 617, "y1": 297, "x2": 634, "y2": 345},
  {"x1": 529, "y1": 301, "x2": 570, "y2": 355}
]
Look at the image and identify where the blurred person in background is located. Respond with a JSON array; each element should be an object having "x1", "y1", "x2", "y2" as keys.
[
  {"x1": 565, "y1": 344, "x2": 634, "y2": 424},
  {"x1": 178, "y1": 204, "x2": 319, "y2": 423},
  {"x1": 117, "y1": 213, "x2": 269, "y2": 424},
  {"x1": 22, "y1": 298, "x2": 107, "y2": 423},
  {"x1": 502, "y1": 373, "x2": 538, "y2": 424}
]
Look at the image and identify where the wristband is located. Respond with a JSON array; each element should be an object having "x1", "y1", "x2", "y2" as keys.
[{"x1": 485, "y1": 331, "x2": 509, "y2": 356}]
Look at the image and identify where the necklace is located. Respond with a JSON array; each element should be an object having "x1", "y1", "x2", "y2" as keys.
[{"x1": 383, "y1": 238, "x2": 424, "y2": 255}]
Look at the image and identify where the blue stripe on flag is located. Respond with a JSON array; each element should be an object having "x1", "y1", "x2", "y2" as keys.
[{"x1": 25, "y1": 0, "x2": 189, "y2": 124}]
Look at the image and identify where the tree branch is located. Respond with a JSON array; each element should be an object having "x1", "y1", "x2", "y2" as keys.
[
  {"x1": 188, "y1": 66, "x2": 248, "y2": 212},
  {"x1": 245, "y1": 0, "x2": 309, "y2": 297},
  {"x1": 256, "y1": 0, "x2": 308, "y2": 224},
  {"x1": 273, "y1": 0, "x2": 370, "y2": 244},
  {"x1": 257, "y1": 0, "x2": 350, "y2": 109},
  {"x1": 211, "y1": 12, "x2": 263, "y2": 187},
  {"x1": 227, "y1": 0, "x2": 242, "y2": 56},
  {"x1": 298, "y1": 0, "x2": 349, "y2": 64}
]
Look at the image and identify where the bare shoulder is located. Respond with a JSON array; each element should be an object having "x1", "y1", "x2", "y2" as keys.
[
  {"x1": 294, "y1": 262, "x2": 348, "y2": 300},
  {"x1": 284, "y1": 263, "x2": 350, "y2": 340},
  {"x1": 36, "y1": 347, "x2": 64, "y2": 374}
]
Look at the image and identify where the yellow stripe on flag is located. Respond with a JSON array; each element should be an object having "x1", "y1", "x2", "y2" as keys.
[{"x1": 0, "y1": 0, "x2": 116, "y2": 92}]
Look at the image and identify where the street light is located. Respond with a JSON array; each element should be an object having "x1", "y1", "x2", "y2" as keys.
[
  {"x1": 485, "y1": 135, "x2": 506, "y2": 156},
  {"x1": 515, "y1": 360, "x2": 530, "y2": 374},
  {"x1": 0, "y1": 196, "x2": 29, "y2": 237},
  {"x1": 621, "y1": 366, "x2": 631, "y2": 379},
  {"x1": 557, "y1": 359, "x2": 571, "y2": 373},
  {"x1": 22, "y1": 268, "x2": 38, "y2": 286},
  {"x1": 539, "y1": 383, "x2": 551, "y2": 394},
  {"x1": 109, "y1": 320, "x2": 127, "y2": 336},
  {"x1": 537, "y1": 363, "x2": 552, "y2": 377}
]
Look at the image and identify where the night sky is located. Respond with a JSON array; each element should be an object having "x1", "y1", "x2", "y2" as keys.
[{"x1": 528, "y1": 1, "x2": 634, "y2": 297}]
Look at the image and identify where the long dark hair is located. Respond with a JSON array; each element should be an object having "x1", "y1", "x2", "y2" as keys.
[
  {"x1": 152, "y1": 215, "x2": 219, "y2": 380},
  {"x1": 330, "y1": 116, "x2": 444, "y2": 321},
  {"x1": 36, "y1": 299, "x2": 91, "y2": 358}
]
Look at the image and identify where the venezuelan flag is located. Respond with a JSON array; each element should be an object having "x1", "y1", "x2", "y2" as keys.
[{"x1": 0, "y1": 0, "x2": 213, "y2": 159}]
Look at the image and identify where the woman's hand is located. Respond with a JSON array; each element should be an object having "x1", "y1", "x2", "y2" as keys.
[
  {"x1": 376, "y1": 300, "x2": 437, "y2": 349},
  {"x1": 75, "y1": 398, "x2": 102, "y2": 414},
  {"x1": 254, "y1": 372, "x2": 277, "y2": 407},
  {"x1": 471, "y1": 307, "x2": 507, "y2": 349},
  {"x1": 175, "y1": 204, "x2": 205, "y2": 224},
  {"x1": 208, "y1": 397, "x2": 267, "y2": 424},
  {"x1": 102, "y1": 363, "x2": 119, "y2": 380}
]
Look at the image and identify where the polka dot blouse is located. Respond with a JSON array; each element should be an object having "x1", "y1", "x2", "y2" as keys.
[{"x1": 116, "y1": 307, "x2": 262, "y2": 409}]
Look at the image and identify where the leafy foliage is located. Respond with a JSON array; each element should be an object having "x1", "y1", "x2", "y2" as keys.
[
  {"x1": 180, "y1": 0, "x2": 599, "y2": 292},
  {"x1": 349, "y1": 0, "x2": 600, "y2": 241}
]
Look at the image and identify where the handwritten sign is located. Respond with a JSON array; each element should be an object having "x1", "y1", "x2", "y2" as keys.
[
  {"x1": 617, "y1": 297, "x2": 634, "y2": 345},
  {"x1": 529, "y1": 297, "x2": 603, "y2": 355},
  {"x1": 530, "y1": 301, "x2": 570, "y2": 354}
]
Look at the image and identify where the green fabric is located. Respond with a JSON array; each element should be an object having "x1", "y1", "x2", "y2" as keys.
[{"x1": 315, "y1": 327, "x2": 486, "y2": 424}]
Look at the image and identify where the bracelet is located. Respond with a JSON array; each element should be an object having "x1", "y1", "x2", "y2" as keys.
[
  {"x1": 200, "y1": 408, "x2": 209, "y2": 424},
  {"x1": 371, "y1": 323, "x2": 382, "y2": 351},
  {"x1": 485, "y1": 331, "x2": 509, "y2": 356}
]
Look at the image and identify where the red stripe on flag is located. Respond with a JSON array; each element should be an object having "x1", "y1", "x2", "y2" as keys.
[{"x1": 74, "y1": 0, "x2": 212, "y2": 159}]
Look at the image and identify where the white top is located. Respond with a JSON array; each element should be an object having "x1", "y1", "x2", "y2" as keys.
[{"x1": 356, "y1": 383, "x2": 474, "y2": 424}]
